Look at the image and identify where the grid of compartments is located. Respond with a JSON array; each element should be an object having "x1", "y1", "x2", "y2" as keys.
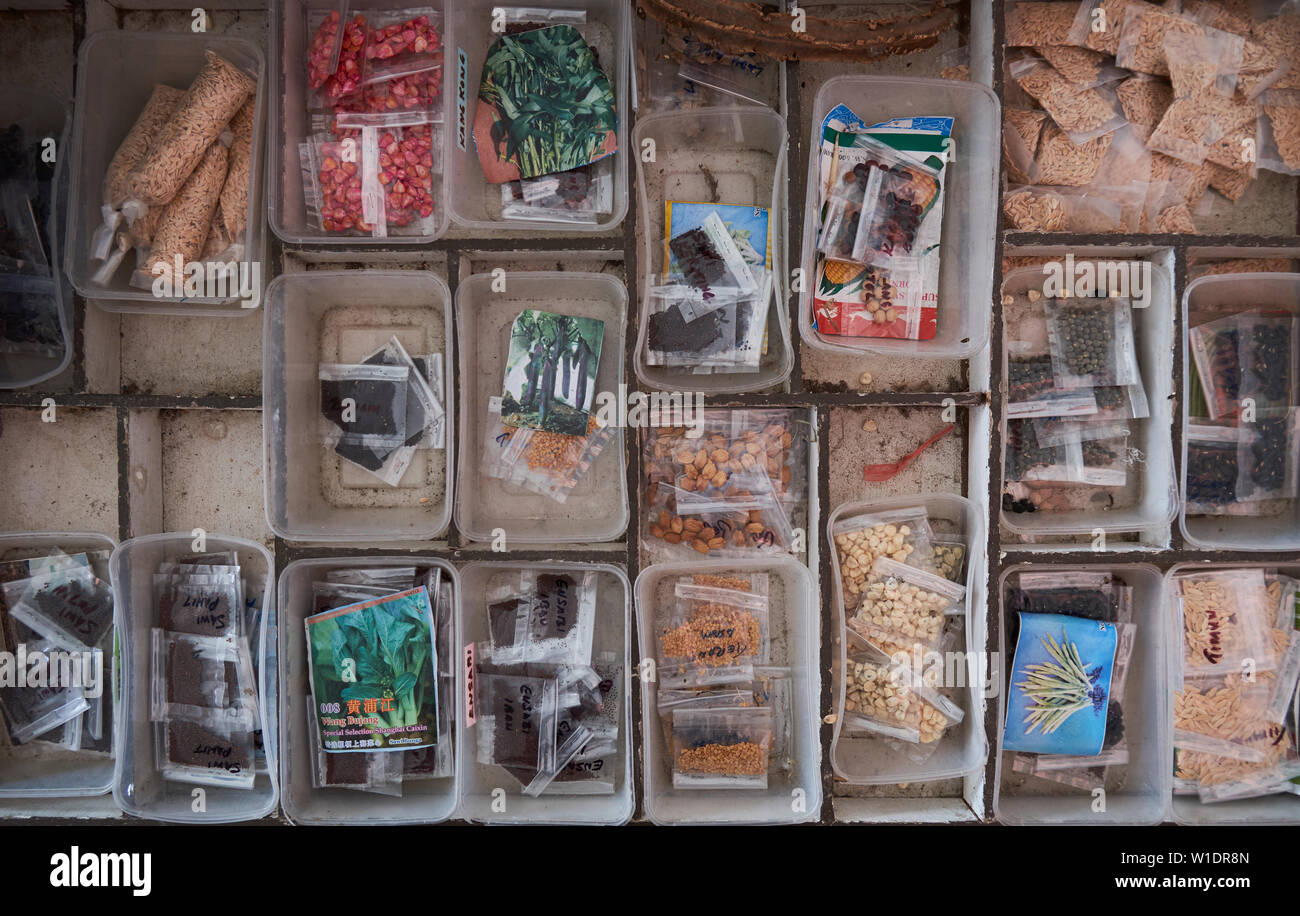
[{"x1": 0, "y1": 0, "x2": 1298, "y2": 825}]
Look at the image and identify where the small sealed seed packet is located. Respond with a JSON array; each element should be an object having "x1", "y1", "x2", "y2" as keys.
[
  {"x1": 305, "y1": 586, "x2": 439, "y2": 753},
  {"x1": 670, "y1": 706, "x2": 772, "y2": 789},
  {"x1": 1185, "y1": 421, "x2": 1250, "y2": 516},
  {"x1": 664, "y1": 201, "x2": 769, "y2": 294},
  {"x1": 483, "y1": 570, "x2": 597, "y2": 668},
  {"x1": 1044, "y1": 297, "x2": 1141, "y2": 390},
  {"x1": 500, "y1": 309, "x2": 604, "y2": 436},
  {"x1": 474, "y1": 672, "x2": 559, "y2": 776},
  {"x1": 656, "y1": 577, "x2": 770, "y2": 689},
  {"x1": 846, "y1": 556, "x2": 966, "y2": 660},
  {"x1": 160, "y1": 717, "x2": 255, "y2": 789},
  {"x1": 154, "y1": 571, "x2": 243, "y2": 639},
  {"x1": 501, "y1": 160, "x2": 613, "y2": 224},
  {"x1": 1004, "y1": 612, "x2": 1120, "y2": 757},
  {"x1": 1175, "y1": 568, "x2": 1277, "y2": 678},
  {"x1": 150, "y1": 629, "x2": 257, "y2": 730},
  {"x1": 2, "y1": 566, "x2": 113, "y2": 653}
]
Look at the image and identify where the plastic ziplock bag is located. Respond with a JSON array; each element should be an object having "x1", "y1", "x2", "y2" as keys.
[
  {"x1": 846, "y1": 556, "x2": 966, "y2": 660},
  {"x1": 1185, "y1": 421, "x2": 1250, "y2": 515},
  {"x1": 1175, "y1": 568, "x2": 1277, "y2": 678},
  {"x1": 670, "y1": 706, "x2": 772, "y2": 789},
  {"x1": 319, "y1": 362, "x2": 410, "y2": 453},
  {"x1": 1234, "y1": 408, "x2": 1300, "y2": 503},
  {"x1": 158, "y1": 716, "x2": 255, "y2": 789},
  {"x1": 473, "y1": 672, "x2": 558, "y2": 781},
  {"x1": 817, "y1": 130, "x2": 941, "y2": 268},
  {"x1": 655, "y1": 577, "x2": 770, "y2": 689},
  {"x1": 484, "y1": 570, "x2": 596, "y2": 668},
  {"x1": 1044, "y1": 296, "x2": 1140, "y2": 390},
  {"x1": 2, "y1": 566, "x2": 113, "y2": 653},
  {"x1": 1189, "y1": 312, "x2": 1243, "y2": 420},
  {"x1": 154, "y1": 571, "x2": 243, "y2": 639},
  {"x1": 358, "y1": 9, "x2": 443, "y2": 87},
  {"x1": 643, "y1": 272, "x2": 769, "y2": 372},
  {"x1": 1010, "y1": 57, "x2": 1126, "y2": 143},
  {"x1": 0, "y1": 677, "x2": 89, "y2": 745},
  {"x1": 841, "y1": 639, "x2": 963, "y2": 747},
  {"x1": 500, "y1": 160, "x2": 612, "y2": 224},
  {"x1": 1007, "y1": 570, "x2": 1116, "y2": 621},
  {"x1": 150, "y1": 629, "x2": 257, "y2": 729},
  {"x1": 1236, "y1": 312, "x2": 1298, "y2": 415}
]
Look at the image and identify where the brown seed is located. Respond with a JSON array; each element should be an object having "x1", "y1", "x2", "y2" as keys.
[
  {"x1": 650, "y1": 524, "x2": 665, "y2": 538},
  {"x1": 664, "y1": 532, "x2": 682, "y2": 544},
  {"x1": 708, "y1": 537, "x2": 725, "y2": 549},
  {"x1": 670, "y1": 517, "x2": 683, "y2": 534},
  {"x1": 692, "y1": 539, "x2": 711, "y2": 554}
]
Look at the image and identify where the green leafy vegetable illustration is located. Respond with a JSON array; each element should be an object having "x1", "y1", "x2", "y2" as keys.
[
  {"x1": 1015, "y1": 630, "x2": 1108, "y2": 735},
  {"x1": 479, "y1": 25, "x2": 617, "y2": 179},
  {"x1": 307, "y1": 590, "x2": 438, "y2": 748}
]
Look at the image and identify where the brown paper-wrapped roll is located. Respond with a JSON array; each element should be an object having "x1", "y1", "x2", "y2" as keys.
[
  {"x1": 128, "y1": 51, "x2": 254, "y2": 207},
  {"x1": 146, "y1": 140, "x2": 229, "y2": 284},
  {"x1": 104, "y1": 84, "x2": 186, "y2": 207},
  {"x1": 219, "y1": 98, "x2": 256, "y2": 241}
]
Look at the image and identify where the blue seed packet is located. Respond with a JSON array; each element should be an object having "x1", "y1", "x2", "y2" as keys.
[{"x1": 1004, "y1": 612, "x2": 1118, "y2": 757}]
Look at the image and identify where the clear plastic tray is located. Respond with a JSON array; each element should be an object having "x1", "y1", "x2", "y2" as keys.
[
  {"x1": 0, "y1": 532, "x2": 115, "y2": 800},
  {"x1": 1166, "y1": 562, "x2": 1300, "y2": 825},
  {"x1": 827, "y1": 494, "x2": 988, "y2": 784},
  {"x1": 0, "y1": 86, "x2": 73, "y2": 389},
  {"x1": 994, "y1": 563, "x2": 1170, "y2": 826},
  {"x1": 446, "y1": 0, "x2": 628, "y2": 232},
  {"x1": 269, "y1": 0, "x2": 453, "y2": 246},
  {"x1": 632, "y1": 105, "x2": 792, "y2": 392},
  {"x1": 263, "y1": 269, "x2": 454, "y2": 542},
  {"x1": 455, "y1": 561, "x2": 632, "y2": 825},
  {"x1": 65, "y1": 30, "x2": 267, "y2": 315},
  {"x1": 453, "y1": 271, "x2": 627, "y2": 543},
  {"x1": 110, "y1": 532, "x2": 279, "y2": 823},
  {"x1": 798, "y1": 76, "x2": 999, "y2": 358},
  {"x1": 1181, "y1": 273, "x2": 1300, "y2": 551},
  {"x1": 278, "y1": 556, "x2": 458, "y2": 824},
  {"x1": 635, "y1": 557, "x2": 820, "y2": 825},
  {"x1": 1000, "y1": 262, "x2": 1178, "y2": 537}
]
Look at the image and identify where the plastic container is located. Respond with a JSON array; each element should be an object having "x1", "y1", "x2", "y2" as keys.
[
  {"x1": 65, "y1": 30, "x2": 267, "y2": 315},
  {"x1": 798, "y1": 76, "x2": 999, "y2": 358},
  {"x1": 1166, "y1": 562, "x2": 1300, "y2": 825},
  {"x1": 827, "y1": 494, "x2": 988, "y2": 784},
  {"x1": 263, "y1": 269, "x2": 454, "y2": 542},
  {"x1": 635, "y1": 557, "x2": 821, "y2": 825},
  {"x1": 994, "y1": 563, "x2": 1170, "y2": 826},
  {"x1": 454, "y1": 271, "x2": 627, "y2": 543},
  {"x1": 0, "y1": 86, "x2": 73, "y2": 389},
  {"x1": 278, "y1": 556, "x2": 458, "y2": 824},
  {"x1": 269, "y1": 0, "x2": 452, "y2": 246},
  {"x1": 455, "y1": 561, "x2": 632, "y2": 824},
  {"x1": 1001, "y1": 262, "x2": 1178, "y2": 537},
  {"x1": 1181, "y1": 274, "x2": 1300, "y2": 551},
  {"x1": 446, "y1": 0, "x2": 628, "y2": 232},
  {"x1": 0, "y1": 532, "x2": 115, "y2": 799},
  {"x1": 110, "y1": 532, "x2": 278, "y2": 823},
  {"x1": 632, "y1": 106, "x2": 792, "y2": 392}
]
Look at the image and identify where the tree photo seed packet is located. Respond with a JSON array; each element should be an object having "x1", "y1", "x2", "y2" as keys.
[
  {"x1": 474, "y1": 24, "x2": 618, "y2": 183},
  {"x1": 305, "y1": 586, "x2": 439, "y2": 752},
  {"x1": 501, "y1": 309, "x2": 604, "y2": 436}
]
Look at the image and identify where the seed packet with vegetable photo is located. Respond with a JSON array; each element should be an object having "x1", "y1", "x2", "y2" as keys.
[
  {"x1": 305, "y1": 586, "x2": 439, "y2": 753},
  {"x1": 1004, "y1": 612, "x2": 1119, "y2": 757},
  {"x1": 474, "y1": 24, "x2": 618, "y2": 183},
  {"x1": 500, "y1": 309, "x2": 604, "y2": 435}
]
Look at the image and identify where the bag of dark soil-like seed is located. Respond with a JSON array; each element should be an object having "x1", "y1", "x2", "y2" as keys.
[
  {"x1": 149, "y1": 629, "x2": 258, "y2": 730},
  {"x1": 2, "y1": 565, "x2": 113, "y2": 653},
  {"x1": 154, "y1": 571, "x2": 243, "y2": 639},
  {"x1": 500, "y1": 159, "x2": 613, "y2": 225},
  {"x1": 473, "y1": 672, "x2": 559, "y2": 778},
  {"x1": 158, "y1": 715, "x2": 255, "y2": 789},
  {"x1": 482, "y1": 570, "x2": 597, "y2": 668}
]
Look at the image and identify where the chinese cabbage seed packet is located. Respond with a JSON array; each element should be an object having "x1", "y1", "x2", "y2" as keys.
[{"x1": 305, "y1": 586, "x2": 439, "y2": 752}]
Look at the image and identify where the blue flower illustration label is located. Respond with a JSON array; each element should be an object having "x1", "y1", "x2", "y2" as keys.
[{"x1": 1004, "y1": 612, "x2": 1119, "y2": 756}]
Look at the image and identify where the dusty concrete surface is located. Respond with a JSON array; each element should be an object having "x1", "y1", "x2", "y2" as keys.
[
  {"x1": 120, "y1": 311, "x2": 264, "y2": 396},
  {"x1": 0, "y1": 406, "x2": 119, "y2": 536},
  {"x1": 159, "y1": 408, "x2": 272, "y2": 547}
]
